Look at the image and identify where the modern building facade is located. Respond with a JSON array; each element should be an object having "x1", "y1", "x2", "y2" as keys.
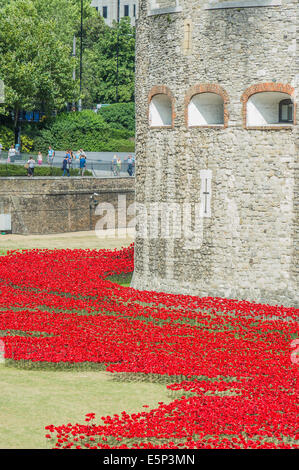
[
  {"x1": 132, "y1": 0, "x2": 298, "y2": 308},
  {"x1": 91, "y1": 0, "x2": 138, "y2": 26}
]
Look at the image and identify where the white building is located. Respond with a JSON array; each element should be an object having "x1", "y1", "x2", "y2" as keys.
[{"x1": 91, "y1": 0, "x2": 138, "y2": 26}]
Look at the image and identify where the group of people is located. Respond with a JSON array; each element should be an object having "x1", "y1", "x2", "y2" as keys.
[
  {"x1": 2, "y1": 142, "x2": 134, "y2": 178},
  {"x1": 112, "y1": 154, "x2": 135, "y2": 177},
  {"x1": 62, "y1": 149, "x2": 87, "y2": 177},
  {"x1": 23, "y1": 146, "x2": 87, "y2": 177}
]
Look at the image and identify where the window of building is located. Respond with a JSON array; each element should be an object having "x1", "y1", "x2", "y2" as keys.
[
  {"x1": 133, "y1": 4, "x2": 136, "y2": 16},
  {"x1": 149, "y1": 94, "x2": 172, "y2": 127},
  {"x1": 103, "y1": 6, "x2": 108, "y2": 18},
  {"x1": 246, "y1": 92, "x2": 294, "y2": 126},
  {"x1": 124, "y1": 5, "x2": 129, "y2": 16},
  {"x1": 188, "y1": 93, "x2": 224, "y2": 126},
  {"x1": 279, "y1": 99, "x2": 293, "y2": 123},
  {"x1": 149, "y1": 0, "x2": 182, "y2": 15}
]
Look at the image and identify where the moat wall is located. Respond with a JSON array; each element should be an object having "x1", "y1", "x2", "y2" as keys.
[{"x1": 0, "y1": 177, "x2": 135, "y2": 235}]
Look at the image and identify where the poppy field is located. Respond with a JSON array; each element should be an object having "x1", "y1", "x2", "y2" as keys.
[{"x1": 0, "y1": 246, "x2": 298, "y2": 449}]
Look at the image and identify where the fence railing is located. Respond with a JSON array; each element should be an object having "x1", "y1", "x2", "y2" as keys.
[{"x1": 0, "y1": 153, "x2": 135, "y2": 178}]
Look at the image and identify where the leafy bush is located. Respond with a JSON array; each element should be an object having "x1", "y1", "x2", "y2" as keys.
[
  {"x1": 0, "y1": 164, "x2": 92, "y2": 177},
  {"x1": 98, "y1": 103, "x2": 135, "y2": 131},
  {"x1": 20, "y1": 135, "x2": 34, "y2": 152},
  {"x1": 33, "y1": 110, "x2": 135, "y2": 152},
  {"x1": 0, "y1": 125, "x2": 34, "y2": 152},
  {"x1": 0, "y1": 125, "x2": 14, "y2": 149}
]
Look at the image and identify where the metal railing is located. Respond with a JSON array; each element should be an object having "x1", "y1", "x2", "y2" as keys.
[{"x1": 0, "y1": 152, "x2": 135, "y2": 178}]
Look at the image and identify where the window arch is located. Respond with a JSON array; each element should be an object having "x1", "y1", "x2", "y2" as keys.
[
  {"x1": 241, "y1": 83, "x2": 295, "y2": 128},
  {"x1": 148, "y1": 86, "x2": 174, "y2": 128},
  {"x1": 185, "y1": 84, "x2": 229, "y2": 128},
  {"x1": 188, "y1": 93, "x2": 224, "y2": 126}
]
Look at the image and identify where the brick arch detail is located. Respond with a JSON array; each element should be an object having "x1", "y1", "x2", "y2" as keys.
[
  {"x1": 241, "y1": 83, "x2": 296, "y2": 128},
  {"x1": 184, "y1": 84, "x2": 230, "y2": 128},
  {"x1": 148, "y1": 85, "x2": 175, "y2": 128}
]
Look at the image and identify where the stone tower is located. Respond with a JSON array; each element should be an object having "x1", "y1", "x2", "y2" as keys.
[{"x1": 131, "y1": 0, "x2": 298, "y2": 308}]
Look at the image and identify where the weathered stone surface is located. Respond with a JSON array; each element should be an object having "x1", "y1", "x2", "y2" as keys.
[
  {"x1": 0, "y1": 177, "x2": 135, "y2": 235},
  {"x1": 132, "y1": 0, "x2": 298, "y2": 308}
]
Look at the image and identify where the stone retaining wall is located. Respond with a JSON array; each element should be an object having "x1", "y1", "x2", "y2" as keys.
[{"x1": 0, "y1": 177, "x2": 135, "y2": 235}]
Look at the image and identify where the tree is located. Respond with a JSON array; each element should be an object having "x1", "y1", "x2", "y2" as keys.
[
  {"x1": 0, "y1": 0, "x2": 136, "y2": 143},
  {"x1": 82, "y1": 17, "x2": 135, "y2": 106},
  {"x1": 0, "y1": 0, "x2": 79, "y2": 141}
]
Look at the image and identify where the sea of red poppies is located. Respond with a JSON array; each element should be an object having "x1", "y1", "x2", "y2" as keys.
[{"x1": 0, "y1": 245, "x2": 298, "y2": 449}]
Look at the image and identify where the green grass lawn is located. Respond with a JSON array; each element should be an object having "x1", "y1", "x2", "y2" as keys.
[{"x1": 0, "y1": 364, "x2": 170, "y2": 449}]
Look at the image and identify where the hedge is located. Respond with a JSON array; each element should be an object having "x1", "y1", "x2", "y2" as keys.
[
  {"x1": 0, "y1": 164, "x2": 92, "y2": 177},
  {"x1": 0, "y1": 106, "x2": 136, "y2": 153},
  {"x1": 33, "y1": 110, "x2": 135, "y2": 152}
]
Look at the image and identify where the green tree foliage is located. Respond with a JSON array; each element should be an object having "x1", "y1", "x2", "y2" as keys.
[
  {"x1": 0, "y1": 0, "x2": 136, "y2": 149},
  {"x1": 82, "y1": 17, "x2": 135, "y2": 106},
  {"x1": 98, "y1": 103, "x2": 135, "y2": 131},
  {"x1": 0, "y1": 125, "x2": 14, "y2": 149},
  {"x1": 34, "y1": 0, "x2": 96, "y2": 45},
  {"x1": 33, "y1": 110, "x2": 134, "y2": 152},
  {"x1": 0, "y1": 0, "x2": 79, "y2": 134}
]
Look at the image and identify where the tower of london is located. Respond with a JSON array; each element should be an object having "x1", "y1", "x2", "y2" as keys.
[{"x1": 132, "y1": 0, "x2": 298, "y2": 307}]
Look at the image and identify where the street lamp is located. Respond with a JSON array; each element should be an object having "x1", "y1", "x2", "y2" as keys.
[
  {"x1": 78, "y1": 0, "x2": 83, "y2": 111},
  {"x1": 116, "y1": 0, "x2": 120, "y2": 103}
]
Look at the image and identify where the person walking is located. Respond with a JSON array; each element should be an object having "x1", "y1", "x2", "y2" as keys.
[
  {"x1": 77, "y1": 149, "x2": 86, "y2": 169},
  {"x1": 75, "y1": 150, "x2": 80, "y2": 168},
  {"x1": 70, "y1": 150, "x2": 75, "y2": 166},
  {"x1": 8, "y1": 145, "x2": 16, "y2": 163},
  {"x1": 79, "y1": 152, "x2": 87, "y2": 176},
  {"x1": 62, "y1": 154, "x2": 71, "y2": 177},
  {"x1": 27, "y1": 156, "x2": 35, "y2": 177},
  {"x1": 112, "y1": 154, "x2": 118, "y2": 176},
  {"x1": 37, "y1": 152, "x2": 43, "y2": 166},
  {"x1": 127, "y1": 155, "x2": 133, "y2": 177},
  {"x1": 47, "y1": 146, "x2": 55, "y2": 166},
  {"x1": 116, "y1": 157, "x2": 122, "y2": 176}
]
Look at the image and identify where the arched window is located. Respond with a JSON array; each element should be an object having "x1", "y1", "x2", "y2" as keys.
[
  {"x1": 241, "y1": 84, "x2": 295, "y2": 128},
  {"x1": 246, "y1": 92, "x2": 294, "y2": 126},
  {"x1": 279, "y1": 99, "x2": 293, "y2": 123},
  {"x1": 149, "y1": 94, "x2": 172, "y2": 127},
  {"x1": 188, "y1": 93, "x2": 224, "y2": 126}
]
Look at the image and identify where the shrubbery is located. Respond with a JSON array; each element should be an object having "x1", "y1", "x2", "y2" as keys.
[
  {"x1": 0, "y1": 164, "x2": 92, "y2": 177},
  {"x1": 32, "y1": 108, "x2": 135, "y2": 152},
  {"x1": 0, "y1": 104, "x2": 135, "y2": 153},
  {"x1": 0, "y1": 125, "x2": 14, "y2": 149},
  {"x1": 98, "y1": 103, "x2": 135, "y2": 131}
]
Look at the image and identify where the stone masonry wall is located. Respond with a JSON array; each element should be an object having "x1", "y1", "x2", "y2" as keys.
[
  {"x1": 132, "y1": 0, "x2": 298, "y2": 307},
  {"x1": 0, "y1": 177, "x2": 135, "y2": 235}
]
